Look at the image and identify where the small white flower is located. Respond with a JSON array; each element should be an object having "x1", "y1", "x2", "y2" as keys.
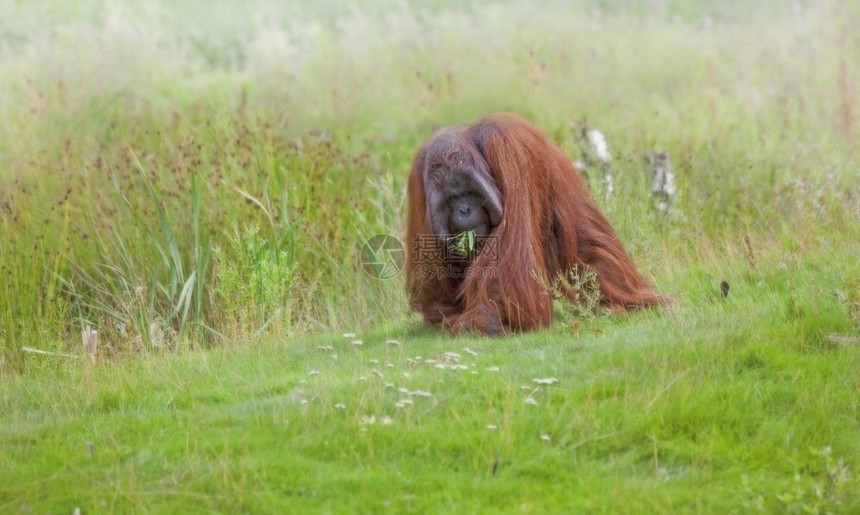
[
  {"x1": 532, "y1": 377, "x2": 558, "y2": 385},
  {"x1": 369, "y1": 358, "x2": 380, "y2": 365},
  {"x1": 351, "y1": 339, "x2": 363, "y2": 346},
  {"x1": 300, "y1": 399, "x2": 309, "y2": 405},
  {"x1": 334, "y1": 403, "x2": 346, "y2": 409},
  {"x1": 463, "y1": 347, "x2": 478, "y2": 356},
  {"x1": 331, "y1": 353, "x2": 338, "y2": 360},
  {"x1": 343, "y1": 332, "x2": 356, "y2": 338},
  {"x1": 524, "y1": 397, "x2": 539, "y2": 406},
  {"x1": 486, "y1": 424, "x2": 498, "y2": 430},
  {"x1": 384, "y1": 382, "x2": 395, "y2": 388},
  {"x1": 381, "y1": 416, "x2": 394, "y2": 425},
  {"x1": 398, "y1": 388, "x2": 432, "y2": 397},
  {"x1": 370, "y1": 369, "x2": 383, "y2": 378},
  {"x1": 308, "y1": 370, "x2": 321, "y2": 376},
  {"x1": 444, "y1": 351, "x2": 461, "y2": 362},
  {"x1": 386, "y1": 339, "x2": 401, "y2": 346},
  {"x1": 425, "y1": 359, "x2": 438, "y2": 364},
  {"x1": 386, "y1": 363, "x2": 394, "y2": 369},
  {"x1": 484, "y1": 366, "x2": 500, "y2": 372},
  {"x1": 540, "y1": 434, "x2": 551, "y2": 442},
  {"x1": 316, "y1": 345, "x2": 334, "y2": 351}
]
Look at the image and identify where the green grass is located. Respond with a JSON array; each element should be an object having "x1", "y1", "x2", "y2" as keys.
[
  {"x1": 2, "y1": 0, "x2": 860, "y2": 511},
  {"x1": 3, "y1": 248, "x2": 860, "y2": 512}
]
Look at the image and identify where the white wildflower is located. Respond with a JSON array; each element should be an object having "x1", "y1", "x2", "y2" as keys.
[
  {"x1": 486, "y1": 424, "x2": 498, "y2": 430},
  {"x1": 532, "y1": 377, "x2": 558, "y2": 385},
  {"x1": 397, "y1": 387, "x2": 432, "y2": 397},
  {"x1": 308, "y1": 370, "x2": 320, "y2": 376},
  {"x1": 334, "y1": 403, "x2": 346, "y2": 409},
  {"x1": 524, "y1": 396, "x2": 539, "y2": 406},
  {"x1": 343, "y1": 332, "x2": 356, "y2": 338},
  {"x1": 436, "y1": 363, "x2": 468, "y2": 371},
  {"x1": 484, "y1": 366, "x2": 500, "y2": 372}
]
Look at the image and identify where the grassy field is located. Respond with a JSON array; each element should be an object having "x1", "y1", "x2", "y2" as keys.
[{"x1": 2, "y1": 0, "x2": 859, "y2": 512}]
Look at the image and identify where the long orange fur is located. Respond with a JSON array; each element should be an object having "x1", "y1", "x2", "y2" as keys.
[{"x1": 405, "y1": 113, "x2": 669, "y2": 334}]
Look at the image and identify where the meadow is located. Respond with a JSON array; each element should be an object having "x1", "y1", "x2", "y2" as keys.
[{"x1": 1, "y1": 0, "x2": 859, "y2": 511}]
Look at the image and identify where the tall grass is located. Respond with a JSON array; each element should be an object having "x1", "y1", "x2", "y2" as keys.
[{"x1": 1, "y1": 0, "x2": 858, "y2": 369}]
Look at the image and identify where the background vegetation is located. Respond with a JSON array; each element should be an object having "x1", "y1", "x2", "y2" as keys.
[{"x1": 1, "y1": 0, "x2": 859, "y2": 511}]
